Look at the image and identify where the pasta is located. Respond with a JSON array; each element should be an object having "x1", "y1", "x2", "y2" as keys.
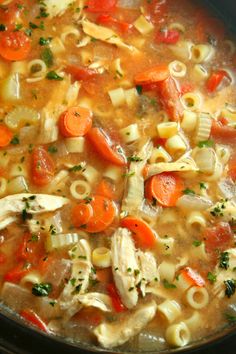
[
  {"x1": 157, "y1": 300, "x2": 181, "y2": 323},
  {"x1": 70, "y1": 180, "x2": 91, "y2": 199},
  {"x1": 185, "y1": 286, "x2": 209, "y2": 309},
  {"x1": 165, "y1": 322, "x2": 191, "y2": 347}
]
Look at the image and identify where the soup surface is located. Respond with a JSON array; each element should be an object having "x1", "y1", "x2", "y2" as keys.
[{"x1": 1, "y1": 0, "x2": 236, "y2": 350}]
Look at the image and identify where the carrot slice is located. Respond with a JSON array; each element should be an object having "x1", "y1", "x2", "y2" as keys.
[
  {"x1": 0, "y1": 31, "x2": 31, "y2": 61},
  {"x1": 0, "y1": 125, "x2": 13, "y2": 147},
  {"x1": 179, "y1": 267, "x2": 205, "y2": 287},
  {"x1": 211, "y1": 119, "x2": 236, "y2": 143},
  {"x1": 145, "y1": 172, "x2": 184, "y2": 207},
  {"x1": 72, "y1": 203, "x2": 93, "y2": 228},
  {"x1": 158, "y1": 77, "x2": 183, "y2": 121},
  {"x1": 95, "y1": 179, "x2": 116, "y2": 199},
  {"x1": 20, "y1": 309, "x2": 49, "y2": 333},
  {"x1": 80, "y1": 195, "x2": 116, "y2": 233},
  {"x1": 59, "y1": 106, "x2": 93, "y2": 138},
  {"x1": 134, "y1": 64, "x2": 169, "y2": 85},
  {"x1": 87, "y1": 127, "x2": 127, "y2": 166},
  {"x1": 121, "y1": 216, "x2": 157, "y2": 249}
]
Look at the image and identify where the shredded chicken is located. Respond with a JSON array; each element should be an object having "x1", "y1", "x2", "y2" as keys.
[
  {"x1": 212, "y1": 248, "x2": 236, "y2": 298},
  {"x1": 38, "y1": 78, "x2": 80, "y2": 144},
  {"x1": 146, "y1": 153, "x2": 198, "y2": 179},
  {"x1": 137, "y1": 250, "x2": 159, "y2": 296},
  {"x1": 81, "y1": 20, "x2": 138, "y2": 52},
  {"x1": 94, "y1": 300, "x2": 157, "y2": 348},
  {"x1": 77, "y1": 293, "x2": 113, "y2": 312},
  {"x1": 59, "y1": 239, "x2": 93, "y2": 319},
  {"x1": 0, "y1": 194, "x2": 69, "y2": 230},
  {"x1": 122, "y1": 140, "x2": 153, "y2": 214},
  {"x1": 208, "y1": 199, "x2": 236, "y2": 221},
  {"x1": 111, "y1": 228, "x2": 139, "y2": 309}
]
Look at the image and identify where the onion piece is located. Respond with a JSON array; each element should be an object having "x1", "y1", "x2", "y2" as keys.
[
  {"x1": 43, "y1": 259, "x2": 71, "y2": 288},
  {"x1": 218, "y1": 178, "x2": 236, "y2": 199},
  {"x1": 177, "y1": 195, "x2": 213, "y2": 211},
  {"x1": 1, "y1": 282, "x2": 34, "y2": 312}
]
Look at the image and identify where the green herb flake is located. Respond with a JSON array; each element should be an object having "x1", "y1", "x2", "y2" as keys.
[
  {"x1": 163, "y1": 279, "x2": 177, "y2": 289},
  {"x1": 207, "y1": 272, "x2": 217, "y2": 283},
  {"x1": 39, "y1": 36, "x2": 52, "y2": 46},
  {"x1": 183, "y1": 188, "x2": 195, "y2": 196},
  {"x1": 198, "y1": 140, "x2": 214, "y2": 148},
  {"x1": 32, "y1": 283, "x2": 52, "y2": 297},
  {"x1": 47, "y1": 145, "x2": 58, "y2": 154},
  {"x1": 0, "y1": 24, "x2": 6, "y2": 31},
  {"x1": 46, "y1": 71, "x2": 63, "y2": 81},
  {"x1": 219, "y1": 251, "x2": 230, "y2": 270},
  {"x1": 225, "y1": 313, "x2": 236, "y2": 323},
  {"x1": 136, "y1": 85, "x2": 143, "y2": 95},
  {"x1": 224, "y1": 279, "x2": 236, "y2": 298},
  {"x1": 193, "y1": 240, "x2": 202, "y2": 247},
  {"x1": 70, "y1": 278, "x2": 76, "y2": 286},
  {"x1": 41, "y1": 47, "x2": 54, "y2": 67},
  {"x1": 69, "y1": 165, "x2": 83, "y2": 172},
  {"x1": 199, "y1": 182, "x2": 207, "y2": 190},
  {"x1": 11, "y1": 135, "x2": 20, "y2": 145},
  {"x1": 127, "y1": 155, "x2": 143, "y2": 162}
]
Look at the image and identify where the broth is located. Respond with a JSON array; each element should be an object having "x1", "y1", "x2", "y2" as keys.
[{"x1": 0, "y1": 0, "x2": 236, "y2": 350}]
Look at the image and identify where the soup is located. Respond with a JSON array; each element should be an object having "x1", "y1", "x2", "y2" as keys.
[{"x1": 0, "y1": 0, "x2": 236, "y2": 350}]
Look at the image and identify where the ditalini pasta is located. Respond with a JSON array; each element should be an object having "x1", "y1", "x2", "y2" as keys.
[{"x1": 0, "y1": 0, "x2": 236, "y2": 352}]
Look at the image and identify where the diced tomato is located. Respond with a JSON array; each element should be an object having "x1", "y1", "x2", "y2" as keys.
[
  {"x1": 97, "y1": 14, "x2": 132, "y2": 33},
  {"x1": 65, "y1": 65, "x2": 98, "y2": 81},
  {"x1": 20, "y1": 309, "x2": 49, "y2": 333},
  {"x1": 0, "y1": 1, "x2": 24, "y2": 30},
  {"x1": 86, "y1": 0, "x2": 117, "y2": 13},
  {"x1": 180, "y1": 267, "x2": 205, "y2": 287},
  {"x1": 4, "y1": 261, "x2": 31, "y2": 283},
  {"x1": 206, "y1": 70, "x2": 229, "y2": 93},
  {"x1": 155, "y1": 29, "x2": 180, "y2": 44},
  {"x1": 180, "y1": 83, "x2": 194, "y2": 95},
  {"x1": 31, "y1": 146, "x2": 55, "y2": 186},
  {"x1": 153, "y1": 137, "x2": 167, "y2": 147},
  {"x1": 107, "y1": 283, "x2": 126, "y2": 313},
  {"x1": 157, "y1": 77, "x2": 183, "y2": 121},
  {"x1": 211, "y1": 119, "x2": 236, "y2": 144},
  {"x1": 16, "y1": 233, "x2": 45, "y2": 265},
  {"x1": 228, "y1": 154, "x2": 236, "y2": 181},
  {"x1": 204, "y1": 222, "x2": 234, "y2": 255},
  {"x1": 218, "y1": 116, "x2": 229, "y2": 126}
]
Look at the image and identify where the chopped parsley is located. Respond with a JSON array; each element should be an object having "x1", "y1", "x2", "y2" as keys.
[
  {"x1": 41, "y1": 47, "x2": 54, "y2": 67},
  {"x1": 47, "y1": 145, "x2": 58, "y2": 154},
  {"x1": 193, "y1": 240, "x2": 202, "y2": 247},
  {"x1": 183, "y1": 188, "x2": 195, "y2": 196},
  {"x1": 207, "y1": 272, "x2": 217, "y2": 283},
  {"x1": 30, "y1": 234, "x2": 39, "y2": 242},
  {"x1": 32, "y1": 283, "x2": 52, "y2": 297},
  {"x1": 49, "y1": 224, "x2": 57, "y2": 235},
  {"x1": 122, "y1": 171, "x2": 135, "y2": 177},
  {"x1": 46, "y1": 71, "x2": 63, "y2": 81},
  {"x1": 127, "y1": 155, "x2": 143, "y2": 162},
  {"x1": 163, "y1": 279, "x2": 176, "y2": 289},
  {"x1": 0, "y1": 24, "x2": 6, "y2": 31},
  {"x1": 225, "y1": 313, "x2": 236, "y2": 323},
  {"x1": 136, "y1": 85, "x2": 143, "y2": 95},
  {"x1": 219, "y1": 251, "x2": 230, "y2": 270},
  {"x1": 11, "y1": 135, "x2": 20, "y2": 145},
  {"x1": 36, "y1": 7, "x2": 49, "y2": 19},
  {"x1": 69, "y1": 165, "x2": 83, "y2": 172},
  {"x1": 39, "y1": 37, "x2": 52, "y2": 46},
  {"x1": 224, "y1": 279, "x2": 236, "y2": 298},
  {"x1": 70, "y1": 278, "x2": 76, "y2": 286},
  {"x1": 210, "y1": 199, "x2": 227, "y2": 217},
  {"x1": 199, "y1": 182, "x2": 207, "y2": 190},
  {"x1": 84, "y1": 196, "x2": 92, "y2": 204},
  {"x1": 198, "y1": 140, "x2": 214, "y2": 148}
]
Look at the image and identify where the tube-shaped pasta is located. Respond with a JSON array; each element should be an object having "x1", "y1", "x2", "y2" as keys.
[
  {"x1": 65, "y1": 137, "x2": 85, "y2": 153},
  {"x1": 103, "y1": 166, "x2": 122, "y2": 182},
  {"x1": 165, "y1": 135, "x2": 187, "y2": 154},
  {"x1": 191, "y1": 44, "x2": 214, "y2": 63},
  {"x1": 0, "y1": 177, "x2": 7, "y2": 197},
  {"x1": 49, "y1": 37, "x2": 65, "y2": 55},
  {"x1": 92, "y1": 247, "x2": 111, "y2": 268},
  {"x1": 70, "y1": 180, "x2": 91, "y2": 199},
  {"x1": 216, "y1": 144, "x2": 231, "y2": 165},
  {"x1": 27, "y1": 59, "x2": 47, "y2": 78},
  {"x1": 157, "y1": 300, "x2": 181, "y2": 323},
  {"x1": 108, "y1": 88, "x2": 126, "y2": 107},
  {"x1": 195, "y1": 113, "x2": 212, "y2": 143},
  {"x1": 169, "y1": 60, "x2": 187, "y2": 78},
  {"x1": 47, "y1": 170, "x2": 69, "y2": 193},
  {"x1": 125, "y1": 88, "x2": 138, "y2": 108},
  {"x1": 81, "y1": 165, "x2": 99, "y2": 185},
  {"x1": 120, "y1": 123, "x2": 140, "y2": 143},
  {"x1": 169, "y1": 22, "x2": 185, "y2": 33},
  {"x1": 191, "y1": 242, "x2": 207, "y2": 260},
  {"x1": 157, "y1": 237, "x2": 174, "y2": 255},
  {"x1": 181, "y1": 92, "x2": 202, "y2": 111},
  {"x1": 149, "y1": 146, "x2": 172, "y2": 164},
  {"x1": 186, "y1": 211, "x2": 206, "y2": 230},
  {"x1": 184, "y1": 311, "x2": 202, "y2": 330},
  {"x1": 60, "y1": 25, "x2": 80, "y2": 44},
  {"x1": 192, "y1": 64, "x2": 209, "y2": 81},
  {"x1": 20, "y1": 271, "x2": 42, "y2": 286},
  {"x1": 1, "y1": 73, "x2": 21, "y2": 101},
  {"x1": 181, "y1": 110, "x2": 198, "y2": 132},
  {"x1": 111, "y1": 58, "x2": 124, "y2": 78},
  {"x1": 157, "y1": 122, "x2": 178, "y2": 139},
  {"x1": 7, "y1": 176, "x2": 28, "y2": 194},
  {"x1": 158, "y1": 261, "x2": 176, "y2": 282},
  {"x1": 185, "y1": 286, "x2": 209, "y2": 309},
  {"x1": 133, "y1": 15, "x2": 154, "y2": 34},
  {"x1": 169, "y1": 40, "x2": 194, "y2": 60},
  {"x1": 165, "y1": 322, "x2": 191, "y2": 347}
]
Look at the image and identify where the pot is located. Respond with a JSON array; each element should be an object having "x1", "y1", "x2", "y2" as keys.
[{"x1": 1, "y1": 1, "x2": 236, "y2": 353}]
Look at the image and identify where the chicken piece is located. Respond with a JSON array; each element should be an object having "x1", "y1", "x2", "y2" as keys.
[
  {"x1": 0, "y1": 194, "x2": 69, "y2": 230},
  {"x1": 208, "y1": 199, "x2": 236, "y2": 222},
  {"x1": 44, "y1": 0, "x2": 75, "y2": 18},
  {"x1": 59, "y1": 239, "x2": 93, "y2": 319},
  {"x1": 213, "y1": 248, "x2": 236, "y2": 298},
  {"x1": 81, "y1": 20, "x2": 138, "y2": 53},
  {"x1": 146, "y1": 153, "x2": 198, "y2": 179},
  {"x1": 137, "y1": 250, "x2": 159, "y2": 296},
  {"x1": 94, "y1": 300, "x2": 157, "y2": 348},
  {"x1": 77, "y1": 293, "x2": 113, "y2": 312},
  {"x1": 111, "y1": 228, "x2": 139, "y2": 309},
  {"x1": 122, "y1": 140, "x2": 153, "y2": 215},
  {"x1": 38, "y1": 78, "x2": 80, "y2": 144}
]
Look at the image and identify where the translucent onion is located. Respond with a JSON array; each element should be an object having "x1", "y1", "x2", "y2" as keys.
[
  {"x1": 193, "y1": 147, "x2": 216, "y2": 175},
  {"x1": 177, "y1": 195, "x2": 213, "y2": 211}
]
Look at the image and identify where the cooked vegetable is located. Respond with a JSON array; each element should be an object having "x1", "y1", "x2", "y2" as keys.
[
  {"x1": 0, "y1": 31, "x2": 31, "y2": 61},
  {"x1": 59, "y1": 107, "x2": 93, "y2": 138},
  {"x1": 0, "y1": 125, "x2": 13, "y2": 147},
  {"x1": 121, "y1": 217, "x2": 157, "y2": 249},
  {"x1": 20, "y1": 309, "x2": 49, "y2": 333},
  {"x1": 31, "y1": 147, "x2": 55, "y2": 186}
]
